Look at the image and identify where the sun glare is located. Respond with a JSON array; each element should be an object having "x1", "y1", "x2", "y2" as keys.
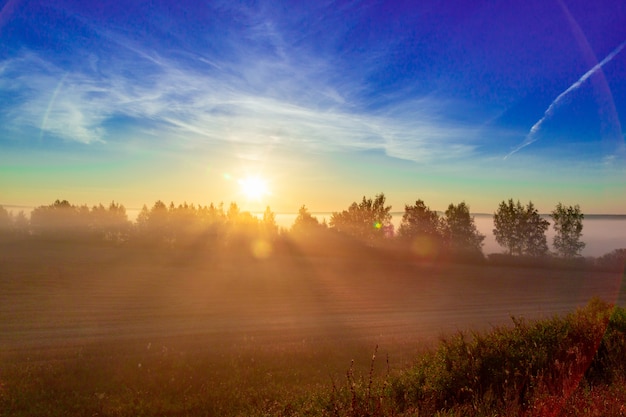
[{"x1": 238, "y1": 176, "x2": 269, "y2": 201}]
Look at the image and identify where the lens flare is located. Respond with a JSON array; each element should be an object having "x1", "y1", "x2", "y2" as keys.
[{"x1": 251, "y1": 239, "x2": 272, "y2": 259}]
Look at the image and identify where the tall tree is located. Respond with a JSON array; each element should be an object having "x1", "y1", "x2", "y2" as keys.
[
  {"x1": 443, "y1": 202, "x2": 485, "y2": 257},
  {"x1": 398, "y1": 199, "x2": 445, "y2": 257},
  {"x1": 522, "y1": 201, "x2": 550, "y2": 257},
  {"x1": 169, "y1": 202, "x2": 199, "y2": 236},
  {"x1": 330, "y1": 193, "x2": 392, "y2": 243},
  {"x1": 0, "y1": 206, "x2": 10, "y2": 232},
  {"x1": 398, "y1": 199, "x2": 443, "y2": 241},
  {"x1": 13, "y1": 211, "x2": 29, "y2": 235},
  {"x1": 90, "y1": 201, "x2": 130, "y2": 241},
  {"x1": 291, "y1": 205, "x2": 321, "y2": 234},
  {"x1": 134, "y1": 200, "x2": 173, "y2": 243},
  {"x1": 262, "y1": 206, "x2": 278, "y2": 235},
  {"x1": 493, "y1": 199, "x2": 549, "y2": 256},
  {"x1": 551, "y1": 203, "x2": 585, "y2": 258},
  {"x1": 30, "y1": 199, "x2": 78, "y2": 235},
  {"x1": 226, "y1": 202, "x2": 241, "y2": 223}
]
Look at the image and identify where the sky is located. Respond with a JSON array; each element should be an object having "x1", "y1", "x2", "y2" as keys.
[{"x1": 1, "y1": 0, "x2": 626, "y2": 215}]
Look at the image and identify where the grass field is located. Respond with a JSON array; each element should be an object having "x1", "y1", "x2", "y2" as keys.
[{"x1": 1, "y1": 239, "x2": 625, "y2": 416}]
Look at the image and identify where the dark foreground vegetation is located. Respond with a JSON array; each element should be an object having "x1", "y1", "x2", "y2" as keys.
[
  {"x1": 281, "y1": 299, "x2": 626, "y2": 417},
  {"x1": 384, "y1": 298, "x2": 626, "y2": 416}
]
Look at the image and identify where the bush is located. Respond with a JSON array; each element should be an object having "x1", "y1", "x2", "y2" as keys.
[
  {"x1": 278, "y1": 299, "x2": 626, "y2": 417},
  {"x1": 595, "y1": 248, "x2": 626, "y2": 272},
  {"x1": 388, "y1": 298, "x2": 626, "y2": 415}
]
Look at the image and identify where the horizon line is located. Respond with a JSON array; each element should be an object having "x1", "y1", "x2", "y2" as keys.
[{"x1": 2, "y1": 204, "x2": 625, "y2": 218}]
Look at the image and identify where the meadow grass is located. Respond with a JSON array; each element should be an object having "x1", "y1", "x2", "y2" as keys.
[
  {"x1": 1, "y1": 240, "x2": 624, "y2": 416},
  {"x1": 0, "y1": 335, "x2": 387, "y2": 416},
  {"x1": 3, "y1": 300, "x2": 625, "y2": 417}
]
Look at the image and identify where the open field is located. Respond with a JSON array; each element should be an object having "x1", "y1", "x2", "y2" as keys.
[{"x1": 1, "y1": 240, "x2": 625, "y2": 415}]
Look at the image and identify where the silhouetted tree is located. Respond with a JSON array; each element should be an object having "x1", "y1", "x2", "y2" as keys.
[
  {"x1": 493, "y1": 199, "x2": 521, "y2": 255},
  {"x1": 197, "y1": 202, "x2": 227, "y2": 241},
  {"x1": 222, "y1": 202, "x2": 259, "y2": 241},
  {"x1": 200, "y1": 202, "x2": 226, "y2": 224},
  {"x1": 169, "y1": 202, "x2": 203, "y2": 240},
  {"x1": 291, "y1": 205, "x2": 321, "y2": 234},
  {"x1": 134, "y1": 200, "x2": 173, "y2": 244},
  {"x1": 493, "y1": 199, "x2": 549, "y2": 256},
  {"x1": 398, "y1": 199, "x2": 444, "y2": 256},
  {"x1": 330, "y1": 193, "x2": 392, "y2": 243},
  {"x1": 132, "y1": 201, "x2": 229, "y2": 247},
  {"x1": 551, "y1": 203, "x2": 585, "y2": 258},
  {"x1": 0, "y1": 206, "x2": 28, "y2": 237},
  {"x1": 30, "y1": 200, "x2": 81, "y2": 236},
  {"x1": 262, "y1": 206, "x2": 278, "y2": 236},
  {"x1": 13, "y1": 211, "x2": 29, "y2": 235},
  {"x1": 398, "y1": 199, "x2": 443, "y2": 240},
  {"x1": 443, "y1": 202, "x2": 485, "y2": 258},
  {"x1": 237, "y1": 210, "x2": 260, "y2": 228},
  {"x1": 135, "y1": 204, "x2": 151, "y2": 232},
  {"x1": 595, "y1": 248, "x2": 626, "y2": 271},
  {"x1": 0, "y1": 206, "x2": 10, "y2": 233},
  {"x1": 226, "y1": 202, "x2": 241, "y2": 223},
  {"x1": 90, "y1": 201, "x2": 130, "y2": 241},
  {"x1": 132, "y1": 199, "x2": 277, "y2": 249}
]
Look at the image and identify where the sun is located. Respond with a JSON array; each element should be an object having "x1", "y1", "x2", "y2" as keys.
[{"x1": 238, "y1": 176, "x2": 269, "y2": 201}]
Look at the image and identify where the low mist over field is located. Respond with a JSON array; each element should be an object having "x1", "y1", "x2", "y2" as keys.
[
  {"x1": 1, "y1": 230, "x2": 625, "y2": 415},
  {"x1": 1, "y1": 0, "x2": 626, "y2": 415}
]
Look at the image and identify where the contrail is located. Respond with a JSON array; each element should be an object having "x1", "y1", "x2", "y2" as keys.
[{"x1": 505, "y1": 39, "x2": 626, "y2": 159}]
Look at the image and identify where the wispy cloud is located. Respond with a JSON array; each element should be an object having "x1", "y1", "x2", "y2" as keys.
[
  {"x1": 0, "y1": 12, "x2": 489, "y2": 164},
  {"x1": 505, "y1": 39, "x2": 626, "y2": 159},
  {"x1": 1, "y1": 53, "x2": 109, "y2": 144}
]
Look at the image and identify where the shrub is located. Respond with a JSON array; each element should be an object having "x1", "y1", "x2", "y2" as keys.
[
  {"x1": 388, "y1": 298, "x2": 626, "y2": 415},
  {"x1": 595, "y1": 248, "x2": 626, "y2": 272}
]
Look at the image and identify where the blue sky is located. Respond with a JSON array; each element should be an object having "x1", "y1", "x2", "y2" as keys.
[{"x1": 1, "y1": 0, "x2": 625, "y2": 214}]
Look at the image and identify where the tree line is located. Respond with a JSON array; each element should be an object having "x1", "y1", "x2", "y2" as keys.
[
  {"x1": 297, "y1": 194, "x2": 586, "y2": 260},
  {"x1": 0, "y1": 195, "x2": 622, "y2": 268}
]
